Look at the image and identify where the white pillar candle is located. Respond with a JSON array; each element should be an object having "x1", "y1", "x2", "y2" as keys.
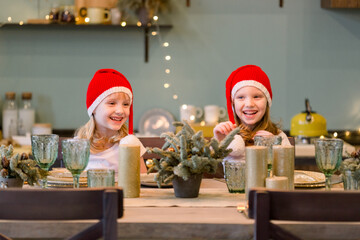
[
  {"x1": 245, "y1": 146, "x2": 268, "y2": 199},
  {"x1": 273, "y1": 145, "x2": 295, "y2": 190},
  {"x1": 266, "y1": 175, "x2": 289, "y2": 190},
  {"x1": 118, "y1": 144, "x2": 140, "y2": 198}
]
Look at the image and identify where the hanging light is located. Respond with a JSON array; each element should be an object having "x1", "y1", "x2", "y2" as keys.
[
  {"x1": 163, "y1": 42, "x2": 169, "y2": 47},
  {"x1": 165, "y1": 55, "x2": 171, "y2": 61},
  {"x1": 165, "y1": 69, "x2": 170, "y2": 74},
  {"x1": 153, "y1": 16, "x2": 158, "y2": 21},
  {"x1": 121, "y1": 21, "x2": 127, "y2": 27},
  {"x1": 164, "y1": 83, "x2": 170, "y2": 88}
]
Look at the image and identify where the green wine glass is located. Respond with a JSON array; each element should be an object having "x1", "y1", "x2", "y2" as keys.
[
  {"x1": 254, "y1": 135, "x2": 282, "y2": 177},
  {"x1": 31, "y1": 134, "x2": 59, "y2": 188},
  {"x1": 62, "y1": 139, "x2": 90, "y2": 188},
  {"x1": 315, "y1": 138, "x2": 343, "y2": 191}
]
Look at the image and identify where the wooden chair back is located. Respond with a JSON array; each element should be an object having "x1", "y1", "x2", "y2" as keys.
[
  {"x1": 248, "y1": 188, "x2": 360, "y2": 240},
  {"x1": 0, "y1": 188, "x2": 123, "y2": 240}
]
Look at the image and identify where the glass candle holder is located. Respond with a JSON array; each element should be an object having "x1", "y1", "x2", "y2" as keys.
[
  {"x1": 224, "y1": 160, "x2": 246, "y2": 193},
  {"x1": 87, "y1": 169, "x2": 115, "y2": 188}
]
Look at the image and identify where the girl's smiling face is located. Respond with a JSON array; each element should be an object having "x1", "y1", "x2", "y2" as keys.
[
  {"x1": 233, "y1": 86, "x2": 267, "y2": 130},
  {"x1": 93, "y1": 92, "x2": 130, "y2": 137}
]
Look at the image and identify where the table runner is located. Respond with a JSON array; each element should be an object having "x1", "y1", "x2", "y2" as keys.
[{"x1": 124, "y1": 179, "x2": 245, "y2": 208}]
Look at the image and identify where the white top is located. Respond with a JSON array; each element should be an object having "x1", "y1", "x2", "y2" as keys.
[
  {"x1": 224, "y1": 131, "x2": 291, "y2": 162},
  {"x1": 86, "y1": 135, "x2": 146, "y2": 172}
]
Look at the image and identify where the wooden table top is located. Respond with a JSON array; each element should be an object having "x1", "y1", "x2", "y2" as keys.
[{"x1": 1, "y1": 179, "x2": 360, "y2": 240}]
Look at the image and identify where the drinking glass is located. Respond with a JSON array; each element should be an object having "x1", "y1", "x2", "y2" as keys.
[
  {"x1": 62, "y1": 139, "x2": 90, "y2": 188},
  {"x1": 31, "y1": 134, "x2": 59, "y2": 188},
  {"x1": 254, "y1": 135, "x2": 282, "y2": 177},
  {"x1": 87, "y1": 169, "x2": 115, "y2": 188},
  {"x1": 224, "y1": 160, "x2": 246, "y2": 193},
  {"x1": 315, "y1": 138, "x2": 343, "y2": 191}
]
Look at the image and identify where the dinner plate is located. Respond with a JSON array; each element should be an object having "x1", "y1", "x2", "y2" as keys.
[
  {"x1": 48, "y1": 168, "x2": 87, "y2": 188},
  {"x1": 294, "y1": 170, "x2": 342, "y2": 188},
  {"x1": 138, "y1": 108, "x2": 175, "y2": 136},
  {"x1": 140, "y1": 173, "x2": 173, "y2": 188}
]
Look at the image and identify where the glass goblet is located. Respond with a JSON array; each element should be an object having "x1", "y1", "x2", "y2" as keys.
[
  {"x1": 31, "y1": 134, "x2": 59, "y2": 188},
  {"x1": 62, "y1": 139, "x2": 90, "y2": 188},
  {"x1": 254, "y1": 135, "x2": 282, "y2": 177},
  {"x1": 315, "y1": 138, "x2": 343, "y2": 191}
]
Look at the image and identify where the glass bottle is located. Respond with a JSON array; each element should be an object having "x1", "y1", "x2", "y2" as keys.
[
  {"x1": 2, "y1": 92, "x2": 18, "y2": 139},
  {"x1": 18, "y1": 92, "x2": 35, "y2": 136}
]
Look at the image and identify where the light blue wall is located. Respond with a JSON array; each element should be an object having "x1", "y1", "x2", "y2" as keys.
[{"x1": 0, "y1": 0, "x2": 360, "y2": 131}]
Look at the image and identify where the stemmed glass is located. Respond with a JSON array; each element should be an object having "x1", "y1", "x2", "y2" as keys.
[
  {"x1": 31, "y1": 134, "x2": 59, "y2": 188},
  {"x1": 315, "y1": 138, "x2": 343, "y2": 191},
  {"x1": 62, "y1": 139, "x2": 90, "y2": 188},
  {"x1": 254, "y1": 135, "x2": 282, "y2": 177}
]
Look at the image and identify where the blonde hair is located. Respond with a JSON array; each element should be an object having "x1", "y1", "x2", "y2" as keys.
[
  {"x1": 233, "y1": 104, "x2": 281, "y2": 146},
  {"x1": 75, "y1": 116, "x2": 128, "y2": 151}
]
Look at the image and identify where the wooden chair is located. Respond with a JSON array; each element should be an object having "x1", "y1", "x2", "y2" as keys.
[
  {"x1": 0, "y1": 187, "x2": 123, "y2": 240},
  {"x1": 248, "y1": 188, "x2": 360, "y2": 240}
]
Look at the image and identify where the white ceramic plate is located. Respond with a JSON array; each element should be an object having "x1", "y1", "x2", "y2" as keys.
[
  {"x1": 294, "y1": 170, "x2": 342, "y2": 188},
  {"x1": 294, "y1": 170, "x2": 325, "y2": 185},
  {"x1": 48, "y1": 168, "x2": 87, "y2": 188},
  {"x1": 138, "y1": 108, "x2": 175, "y2": 136}
]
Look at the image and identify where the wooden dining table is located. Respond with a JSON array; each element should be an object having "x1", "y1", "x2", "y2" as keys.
[{"x1": 1, "y1": 179, "x2": 360, "y2": 240}]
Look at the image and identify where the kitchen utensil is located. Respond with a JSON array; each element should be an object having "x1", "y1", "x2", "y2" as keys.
[{"x1": 290, "y1": 98, "x2": 328, "y2": 137}]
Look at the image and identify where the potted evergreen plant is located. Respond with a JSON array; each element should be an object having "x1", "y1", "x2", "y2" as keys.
[
  {"x1": 0, "y1": 145, "x2": 48, "y2": 188},
  {"x1": 146, "y1": 121, "x2": 239, "y2": 198}
]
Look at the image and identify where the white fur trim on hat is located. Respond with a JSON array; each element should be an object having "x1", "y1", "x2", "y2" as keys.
[
  {"x1": 87, "y1": 86, "x2": 133, "y2": 117},
  {"x1": 231, "y1": 80, "x2": 272, "y2": 107}
]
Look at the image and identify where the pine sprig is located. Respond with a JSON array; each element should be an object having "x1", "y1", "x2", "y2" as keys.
[{"x1": 147, "y1": 121, "x2": 239, "y2": 186}]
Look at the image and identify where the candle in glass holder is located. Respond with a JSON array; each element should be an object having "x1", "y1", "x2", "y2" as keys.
[
  {"x1": 245, "y1": 146, "x2": 267, "y2": 199},
  {"x1": 118, "y1": 144, "x2": 140, "y2": 198},
  {"x1": 273, "y1": 145, "x2": 295, "y2": 190}
]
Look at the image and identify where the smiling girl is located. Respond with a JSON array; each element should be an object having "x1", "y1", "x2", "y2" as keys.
[
  {"x1": 213, "y1": 65, "x2": 291, "y2": 161},
  {"x1": 75, "y1": 69, "x2": 147, "y2": 173}
]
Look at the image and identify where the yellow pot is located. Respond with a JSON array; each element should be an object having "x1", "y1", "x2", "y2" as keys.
[{"x1": 290, "y1": 112, "x2": 328, "y2": 137}]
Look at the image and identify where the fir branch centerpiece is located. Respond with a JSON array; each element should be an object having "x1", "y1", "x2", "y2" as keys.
[
  {"x1": 0, "y1": 145, "x2": 48, "y2": 186},
  {"x1": 147, "y1": 121, "x2": 239, "y2": 188}
]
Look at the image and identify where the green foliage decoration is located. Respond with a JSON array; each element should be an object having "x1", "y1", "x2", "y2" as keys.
[
  {"x1": 147, "y1": 121, "x2": 239, "y2": 187},
  {"x1": 0, "y1": 145, "x2": 48, "y2": 186}
]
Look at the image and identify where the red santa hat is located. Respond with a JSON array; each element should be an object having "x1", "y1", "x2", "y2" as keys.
[
  {"x1": 225, "y1": 65, "x2": 272, "y2": 124},
  {"x1": 86, "y1": 69, "x2": 134, "y2": 134}
]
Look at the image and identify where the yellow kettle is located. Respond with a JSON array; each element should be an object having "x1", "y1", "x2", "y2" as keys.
[{"x1": 290, "y1": 99, "x2": 328, "y2": 137}]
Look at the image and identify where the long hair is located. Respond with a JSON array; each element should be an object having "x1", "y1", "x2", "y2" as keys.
[
  {"x1": 233, "y1": 104, "x2": 281, "y2": 146},
  {"x1": 75, "y1": 116, "x2": 128, "y2": 151}
]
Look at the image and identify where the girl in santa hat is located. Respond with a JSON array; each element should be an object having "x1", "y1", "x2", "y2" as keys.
[
  {"x1": 75, "y1": 69, "x2": 147, "y2": 173},
  {"x1": 213, "y1": 65, "x2": 291, "y2": 161}
]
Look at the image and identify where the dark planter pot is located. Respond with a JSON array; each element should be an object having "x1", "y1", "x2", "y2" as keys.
[
  {"x1": 0, "y1": 176, "x2": 24, "y2": 188},
  {"x1": 172, "y1": 174, "x2": 202, "y2": 198}
]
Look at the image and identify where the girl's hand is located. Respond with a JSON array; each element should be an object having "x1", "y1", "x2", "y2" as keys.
[
  {"x1": 213, "y1": 121, "x2": 237, "y2": 142},
  {"x1": 253, "y1": 130, "x2": 274, "y2": 138}
]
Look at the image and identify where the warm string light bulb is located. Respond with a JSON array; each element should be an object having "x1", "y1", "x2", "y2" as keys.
[
  {"x1": 137, "y1": 21, "x2": 142, "y2": 27},
  {"x1": 19, "y1": 21, "x2": 24, "y2": 25},
  {"x1": 165, "y1": 69, "x2": 170, "y2": 74},
  {"x1": 153, "y1": 16, "x2": 158, "y2": 21},
  {"x1": 165, "y1": 55, "x2": 171, "y2": 61},
  {"x1": 151, "y1": 31, "x2": 157, "y2": 36},
  {"x1": 121, "y1": 21, "x2": 127, "y2": 27},
  {"x1": 164, "y1": 83, "x2": 170, "y2": 88},
  {"x1": 173, "y1": 95, "x2": 178, "y2": 100},
  {"x1": 7, "y1": 17, "x2": 12, "y2": 22},
  {"x1": 163, "y1": 42, "x2": 169, "y2": 47}
]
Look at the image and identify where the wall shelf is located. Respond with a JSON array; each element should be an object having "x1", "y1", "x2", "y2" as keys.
[
  {"x1": 0, "y1": 23, "x2": 173, "y2": 62},
  {"x1": 321, "y1": 0, "x2": 360, "y2": 8}
]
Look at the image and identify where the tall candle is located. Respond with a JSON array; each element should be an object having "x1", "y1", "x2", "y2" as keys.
[
  {"x1": 118, "y1": 144, "x2": 140, "y2": 198},
  {"x1": 245, "y1": 146, "x2": 267, "y2": 199},
  {"x1": 266, "y1": 175, "x2": 289, "y2": 190},
  {"x1": 273, "y1": 145, "x2": 295, "y2": 190}
]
